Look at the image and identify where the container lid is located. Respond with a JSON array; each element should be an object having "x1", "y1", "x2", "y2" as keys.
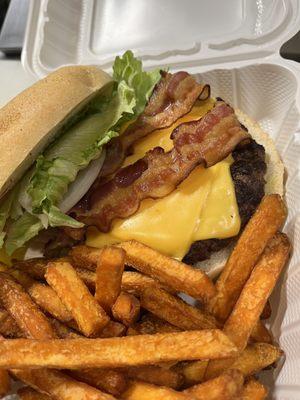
[{"x1": 22, "y1": 0, "x2": 300, "y2": 77}]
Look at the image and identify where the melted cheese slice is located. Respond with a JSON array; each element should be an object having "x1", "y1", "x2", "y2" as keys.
[{"x1": 87, "y1": 99, "x2": 241, "y2": 259}]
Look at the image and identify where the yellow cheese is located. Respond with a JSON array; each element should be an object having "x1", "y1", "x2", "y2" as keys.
[{"x1": 87, "y1": 99, "x2": 241, "y2": 259}]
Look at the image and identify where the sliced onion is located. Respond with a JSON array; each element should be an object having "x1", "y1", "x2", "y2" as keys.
[{"x1": 59, "y1": 151, "x2": 106, "y2": 213}]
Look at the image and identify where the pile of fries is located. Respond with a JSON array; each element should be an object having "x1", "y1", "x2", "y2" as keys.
[{"x1": 0, "y1": 194, "x2": 290, "y2": 400}]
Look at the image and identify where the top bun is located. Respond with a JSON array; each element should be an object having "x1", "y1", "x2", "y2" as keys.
[{"x1": 0, "y1": 66, "x2": 112, "y2": 199}]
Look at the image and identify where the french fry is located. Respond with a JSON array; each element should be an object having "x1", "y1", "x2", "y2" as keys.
[
  {"x1": 122, "y1": 380, "x2": 190, "y2": 400},
  {"x1": 69, "y1": 369, "x2": 127, "y2": 396},
  {"x1": 128, "y1": 314, "x2": 180, "y2": 336},
  {"x1": 176, "y1": 360, "x2": 208, "y2": 386},
  {"x1": 121, "y1": 271, "x2": 175, "y2": 296},
  {"x1": 239, "y1": 378, "x2": 268, "y2": 400},
  {"x1": 231, "y1": 342, "x2": 283, "y2": 375},
  {"x1": 29, "y1": 282, "x2": 74, "y2": 323},
  {"x1": 50, "y1": 318, "x2": 82, "y2": 339},
  {"x1": 0, "y1": 272, "x2": 56, "y2": 339},
  {"x1": 70, "y1": 245, "x2": 103, "y2": 270},
  {"x1": 0, "y1": 308, "x2": 23, "y2": 338},
  {"x1": 251, "y1": 321, "x2": 273, "y2": 343},
  {"x1": 9, "y1": 268, "x2": 74, "y2": 324},
  {"x1": 125, "y1": 366, "x2": 183, "y2": 389},
  {"x1": 18, "y1": 387, "x2": 51, "y2": 400},
  {"x1": 73, "y1": 266, "x2": 96, "y2": 290},
  {"x1": 140, "y1": 287, "x2": 217, "y2": 330},
  {"x1": 13, "y1": 258, "x2": 49, "y2": 280},
  {"x1": 119, "y1": 240, "x2": 216, "y2": 303},
  {"x1": 111, "y1": 292, "x2": 140, "y2": 326},
  {"x1": 0, "y1": 368, "x2": 10, "y2": 397},
  {"x1": 12, "y1": 369, "x2": 116, "y2": 400},
  {"x1": 0, "y1": 330, "x2": 238, "y2": 369},
  {"x1": 223, "y1": 233, "x2": 290, "y2": 351},
  {"x1": 99, "y1": 321, "x2": 126, "y2": 338},
  {"x1": 95, "y1": 247, "x2": 125, "y2": 312},
  {"x1": 179, "y1": 342, "x2": 282, "y2": 386},
  {"x1": 260, "y1": 300, "x2": 271, "y2": 320},
  {"x1": 209, "y1": 195, "x2": 287, "y2": 322},
  {"x1": 183, "y1": 369, "x2": 244, "y2": 399},
  {"x1": 45, "y1": 261, "x2": 110, "y2": 336},
  {"x1": 205, "y1": 233, "x2": 290, "y2": 379}
]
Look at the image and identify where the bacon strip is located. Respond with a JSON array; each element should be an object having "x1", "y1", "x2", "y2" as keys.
[
  {"x1": 99, "y1": 71, "x2": 210, "y2": 178},
  {"x1": 74, "y1": 101, "x2": 249, "y2": 232}
]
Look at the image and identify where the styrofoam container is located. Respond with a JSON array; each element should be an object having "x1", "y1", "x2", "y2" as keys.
[{"x1": 15, "y1": 0, "x2": 300, "y2": 399}]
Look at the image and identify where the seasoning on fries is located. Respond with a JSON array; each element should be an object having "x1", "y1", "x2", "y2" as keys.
[
  {"x1": 240, "y1": 378, "x2": 268, "y2": 400},
  {"x1": 0, "y1": 272, "x2": 56, "y2": 339},
  {"x1": 0, "y1": 330, "x2": 238, "y2": 369}
]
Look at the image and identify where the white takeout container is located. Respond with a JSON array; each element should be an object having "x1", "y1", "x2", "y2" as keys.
[{"x1": 17, "y1": 1, "x2": 300, "y2": 399}]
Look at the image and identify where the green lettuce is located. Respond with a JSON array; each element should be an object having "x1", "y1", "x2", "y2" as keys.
[{"x1": 1, "y1": 51, "x2": 161, "y2": 255}]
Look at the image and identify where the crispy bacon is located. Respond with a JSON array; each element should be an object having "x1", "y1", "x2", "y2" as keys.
[
  {"x1": 74, "y1": 101, "x2": 250, "y2": 232},
  {"x1": 99, "y1": 71, "x2": 210, "y2": 178}
]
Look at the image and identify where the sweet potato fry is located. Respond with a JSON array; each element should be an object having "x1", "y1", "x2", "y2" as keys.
[
  {"x1": 18, "y1": 387, "x2": 51, "y2": 400},
  {"x1": 231, "y1": 342, "x2": 283, "y2": 375},
  {"x1": 50, "y1": 318, "x2": 82, "y2": 339},
  {"x1": 99, "y1": 321, "x2": 126, "y2": 338},
  {"x1": 0, "y1": 335, "x2": 10, "y2": 397},
  {"x1": 122, "y1": 380, "x2": 190, "y2": 400},
  {"x1": 0, "y1": 369, "x2": 10, "y2": 397},
  {"x1": 126, "y1": 366, "x2": 183, "y2": 389},
  {"x1": 251, "y1": 321, "x2": 273, "y2": 344},
  {"x1": 205, "y1": 233, "x2": 290, "y2": 379},
  {"x1": 9, "y1": 268, "x2": 73, "y2": 324},
  {"x1": 13, "y1": 258, "x2": 49, "y2": 280},
  {"x1": 0, "y1": 308, "x2": 23, "y2": 338},
  {"x1": 12, "y1": 369, "x2": 116, "y2": 400},
  {"x1": 95, "y1": 247, "x2": 125, "y2": 312},
  {"x1": 69, "y1": 369, "x2": 127, "y2": 396},
  {"x1": 112, "y1": 292, "x2": 140, "y2": 326},
  {"x1": 224, "y1": 233, "x2": 290, "y2": 351},
  {"x1": 176, "y1": 360, "x2": 208, "y2": 386},
  {"x1": 45, "y1": 261, "x2": 109, "y2": 336},
  {"x1": 0, "y1": 330, "x2": 237, "y2": 369},
  {"x1": 128, "y1": 314, "x2": 180, "y2": 335},
  {"x1": 240, "y1": 378, "x2": 268, "y2": 400},
  {"x1": 180, "y1": 342, "x2": 282, "y2": 385},
  {"x1": 70, "y1": 245, "x2": 103, "y2": 270},
  {"x1": 140, "y1": 287, "x2": 217, "y2": 330},
  {"x1": 184, "y1": 369, "x2": 244, "y2": 399},
  {"x1": 209, "y1": 195, "x2": 287, "y2": 322},
  {"x1": 0, "y1": 272, "x2": 56, "y2": 339},
  {"x1": 119, "y1": 240, "x2": 216, "y2": 302}
]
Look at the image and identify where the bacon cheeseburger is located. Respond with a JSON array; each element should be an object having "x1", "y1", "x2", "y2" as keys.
[{"x1": 0, "y1": 52, "x2": 283, "y2": 276}]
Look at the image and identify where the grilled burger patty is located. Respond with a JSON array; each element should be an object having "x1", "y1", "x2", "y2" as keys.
[{"x1": 183, "y1": 139, "x2": 266, "y2": 265}]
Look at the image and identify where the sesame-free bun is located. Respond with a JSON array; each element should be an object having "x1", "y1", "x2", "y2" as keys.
[
  {"x1": 0, "y1": 66, "x2": 112, "y2": 199},
  {"x1": 196, "y1": 109, "x2": 285, "y2": 278}
]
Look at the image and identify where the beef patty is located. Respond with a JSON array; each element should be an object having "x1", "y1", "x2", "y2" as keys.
[{"x1": 182, "y1": 139, "x2": 266, "y2": 265}]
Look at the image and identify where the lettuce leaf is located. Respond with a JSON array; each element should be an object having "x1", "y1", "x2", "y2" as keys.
[
  {"x1": 1, "y1": 51, "x2": 161, "y2": 254},
  {"x1": 113, "y1": 50, "x2": 161, "y2": 116},
  {"x1": 5, "y1": 212, "x2": 43, "y2": 256}
]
